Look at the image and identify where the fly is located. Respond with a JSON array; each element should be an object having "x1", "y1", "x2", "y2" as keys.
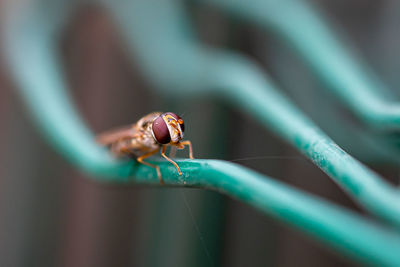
[{"x1": 96, "y1": 112, "x2": 194, "y2": 184}]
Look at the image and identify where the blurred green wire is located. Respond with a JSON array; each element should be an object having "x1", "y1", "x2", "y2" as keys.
[
  {"x1": 3, "y1": 0, "x2": 400, "y2": 266},
  {"x1": 199, "y1": 0, "x2": 400, "y2": 131}
]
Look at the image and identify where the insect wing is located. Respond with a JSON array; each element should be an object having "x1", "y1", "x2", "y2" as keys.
[
  {"x1": 96, "y1": 125, "x2": 138, "y2": 146},
  {"x1": 96, "y1": 112, "x2": 163, "y2": 157}
]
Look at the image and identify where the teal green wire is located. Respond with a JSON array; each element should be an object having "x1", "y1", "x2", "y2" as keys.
[
  {"x1": 206, "y1": 53, "x2": 400, "y2": 226},
  {"x1": 135, "y1": 159, "x2": 400, "y2": 267},
  {"x1": 101, "y1": 0, "x2": 400, "y2": 226},
  {"x1": 4, "y1": 1, "x2": 400, "y2": 265},
  {"x1": 199, "y1": 0, "x2": 400, "y2": 131},
  {"x1": 3, "y1": 3, "x2": 131, "y2": 177}
]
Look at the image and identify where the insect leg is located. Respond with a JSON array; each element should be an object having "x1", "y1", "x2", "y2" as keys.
[
  {"x1": 161, "y1": 145, "x2": 182, "y2": 175},
  {"x1": 137, "y1": 149, "x2": 164, "y2": 184},
  {"x1": 179, "y1": 140, "x2": 194, "y2": 159}
]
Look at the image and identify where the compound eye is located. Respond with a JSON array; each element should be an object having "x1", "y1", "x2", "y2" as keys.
[
  {"x1": 164, "y1": 112, "x2": 185, "y2": 132},
  {"x1": 152, "y1": 116, "x2": 171, "y2": 144}
]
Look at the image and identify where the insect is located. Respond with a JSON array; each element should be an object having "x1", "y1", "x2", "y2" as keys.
[{"x1": 96, "y1": 112, "x2": 194, "y2": 183}]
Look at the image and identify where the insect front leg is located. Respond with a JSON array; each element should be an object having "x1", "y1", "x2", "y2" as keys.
[
  {"x1": 178, "y1": 140, "x2": 194, "y2": 159},
  {"x1": 137, "y1": 149, "x2": 164, "y2": 184},
  {"x1": 161, "y1": 145, "x2": 182, "y2": 175}
]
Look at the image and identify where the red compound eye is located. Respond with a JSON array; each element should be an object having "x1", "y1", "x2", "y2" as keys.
[
  {"x1": 164, "y1": 112, "x2": 185, "y2": 132},
  {"x1": 152, "y1": 116, "x2": 171, "y2": 144}
]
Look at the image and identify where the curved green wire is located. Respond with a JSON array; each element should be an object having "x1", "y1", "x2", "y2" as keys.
[
  {"x1": 137, "y1": 159, "x2": 400, "y2": 267},
  {"x1": 199, "y1": 0, "x2": 400, "y2": 131},
  {"x1": 4, "y1": 1, "x2": 400, "y2": 265},
  {"x1": 100, "y1": 0, "x2": 400, "y2": 226},
  {"x1": 2, "y1": 2, "x2": 132, "y2": 178}
]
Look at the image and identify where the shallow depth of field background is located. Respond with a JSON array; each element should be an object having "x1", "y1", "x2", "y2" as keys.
[{"x1": 1, "y1": 1, "x2": 400, "y2": 266}]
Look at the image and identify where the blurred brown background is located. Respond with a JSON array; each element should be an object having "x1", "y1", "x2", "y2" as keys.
[{"x1": 1, "y1": 1, "x2": 399, "y2": 266}]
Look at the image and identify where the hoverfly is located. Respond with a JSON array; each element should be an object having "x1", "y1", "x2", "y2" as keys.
[{"x1": 97, "y1": 112, "x2": 193, "y2": 184}]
